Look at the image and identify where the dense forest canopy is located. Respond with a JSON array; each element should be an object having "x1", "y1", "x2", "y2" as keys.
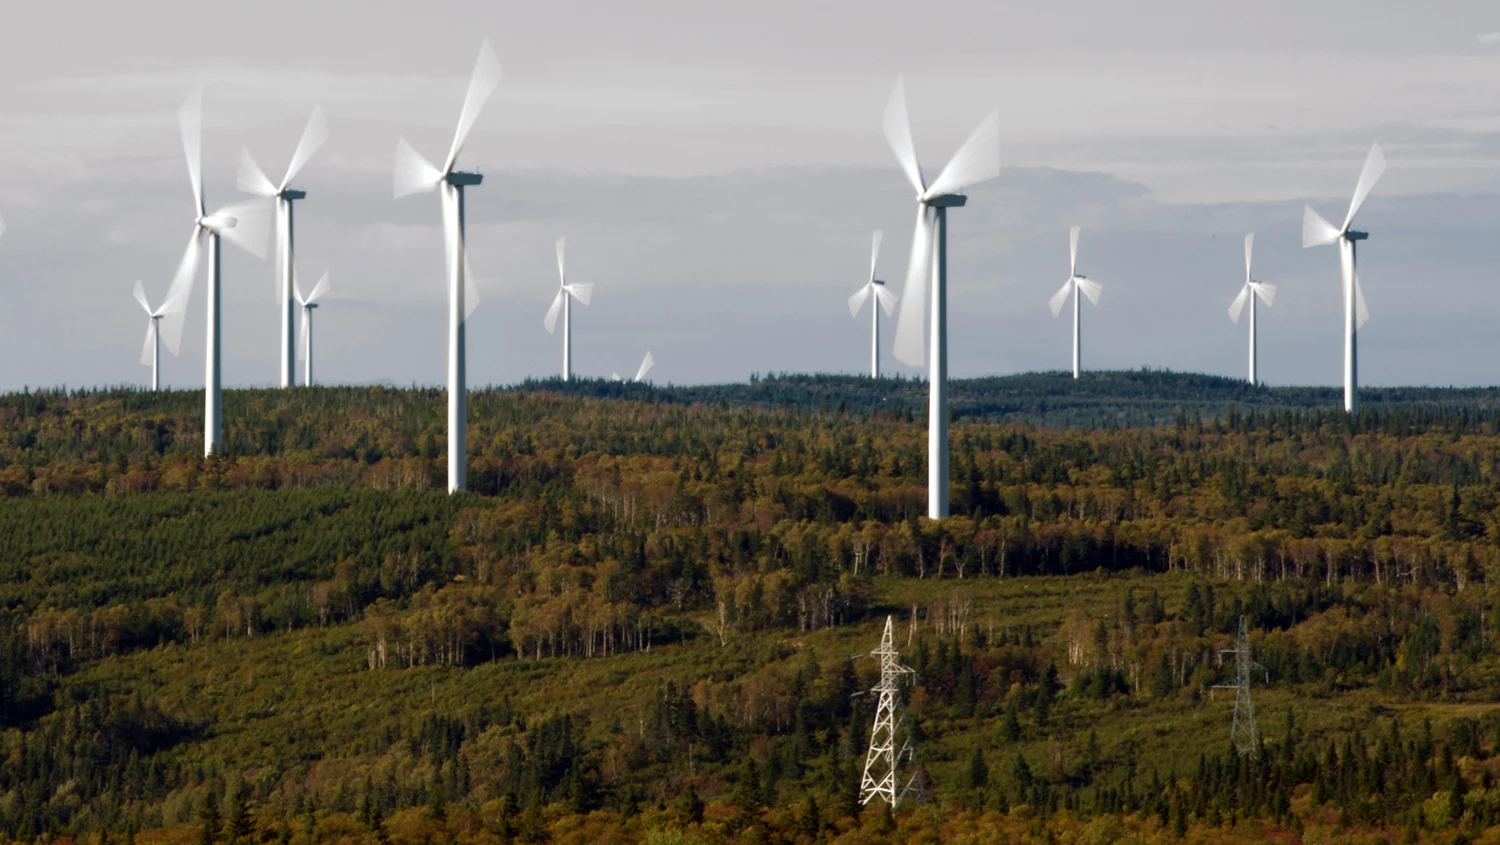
[{"x1": 2, "y1": 376, "x2": 1500, "y2": 843}]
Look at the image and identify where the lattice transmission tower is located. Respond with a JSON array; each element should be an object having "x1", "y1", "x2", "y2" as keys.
[
  {"x1": 858, "y1": 615, "x2": 923, "y2": 809},
  {"x1": 1213, "y1": 615, "x2": 1268, "y2": 756}
]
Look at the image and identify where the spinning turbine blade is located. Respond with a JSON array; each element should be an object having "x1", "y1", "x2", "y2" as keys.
[
  {"x1": 179, "y1": 87, "x2": 204, "y2": 215},
  {"x1": 1228, "y1": 285, "x2": 1250, "y2": 324},
  {"x1": 883, "y1": 77, "x2": 925, "y2": 194},
  {"x1": 874, "y1": 284, "x2": 897, "y2": 316},
  {"x1": 443, "y1": 39, "x2": 503, "y2": 174},
  {"x1": 566, "y1": 283, "x2": 593, "y2": 306},
  {"x1": 159, "y1": 309, "x2": 188, "y2": 357},
  {"x1": 132, "y1": 280, "x2": 152, "y2": 315},
  {"x1": 1069, "y1": 225, "x2": 1080, "y2": 277},
  {"x1": 1252, "y1": 282, "x2": 1276, "y2": 307},
  {"x1": 140, "y1": 320, "x2": 156, "y2": 367},
  {"x1": 280, "y1": 106, "x2": 328, "y2": 190},
  {"x1": 212, "y1": 200, "x2": 272, "y2": 259},
  {"x1": 1302, "y1": 206, "x2": 1341, "y2": 248},
  {"x1": 293, "y1": 271, "x2": 306, "y2": 306},
  {"x1": 869, "y1": 229, "x2": 883, "y2": 285},
  {"x1": 0, "y1": 214, "x2": 6, "y2": 240},
  {"x1": 1049, "y1": 279, "x2": 1072, "y2": 317},
  {"x1": 926, "y1": 111, "x2": 1001, "y2": 197},
  {"x1": 165, "y1": 229, "x2": 203, "y2": 316},
  {"x1": 848, "y1": 284, "x2": 872, "y2": 318},
  {"x1": 891, "y1": 206, "x2": 932, "y2": 366},
  {"x1": 299, "y1": 310, "x2": 309, "y2": 361},
  {"x1": 1343, "y1": 143, "x2": 1386, "y2": 231},
  {"x1": 555, "y1": 235, "x2": 566, "y2": 284},
  {"x1": 237, "y1": 149, "x2": 277, "y2": 197},
  {"x1": 307, "y1": 271, "x2": 331, "y2": 304},
  {"x1": 544, "y1": 289, "x2": 565, "y2": 334},
  {"x1": 1354, "y1": 275, "x2": 1370, "y2": 329},
  {"x1": 634, "y1": 351, "x2": 655, "y2": 382},
  {"x1": 1077, "y1": 278, "x2": 1102, "y2": 305},
  {"x1": 393, "y1": 137, "x2": 442, "y2": 198},
  {"x1": 1244, "y1": 233, "x2": 1254, "y2": 283}
]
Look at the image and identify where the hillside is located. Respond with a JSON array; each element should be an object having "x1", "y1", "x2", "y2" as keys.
[{"x1": 1, "y1": 381, "x2": 1499, "y2": 843}]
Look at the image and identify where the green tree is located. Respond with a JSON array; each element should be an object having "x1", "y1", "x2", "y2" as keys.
[{"x1": 198, "y1": 791, "x2": 222, "y2": 845}]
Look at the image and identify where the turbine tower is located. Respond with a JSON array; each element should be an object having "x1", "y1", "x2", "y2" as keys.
[
  {"x1": 238, "y1": 107, "x2": 328, "y2": 389},
  {"x1": 1212, "y1": 615, "x2": 1268, "y2": 757},
  {"x1": 1048, "y1": 226, "x2": 1102, "y2": 379},
  {"x1": 295, "y1": 272, "x2": 330, "y2": 386},
  {"x1": 1228, "y1": 233, "x2": 1276, "y2": 385},
  {"x1": 1303, "y1": 143, "x2": 1385, "y2": 413},
  {"x1": 167, "y1": 87, "x2": 270, "y2": 457},
  {"x1": 543, "y1": 236, "x2": 594, "y2": 381},
  {"x1": 848, "y1": 230, "x2": 896, "y2": 378},
  {"x1": 885, "y1": 76, "x2": 1001, "y2": 519},
  {"x1": 393, "y1": 40, "x2": 501, "y2": 493},
  {"x1": 859, "y1": 615, "x2": 921, "y2": 809},
  {"x1": 132, "y1": 280, "x2": 189, "y2": 391}
]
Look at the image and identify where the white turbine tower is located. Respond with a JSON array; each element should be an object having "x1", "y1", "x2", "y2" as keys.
[
  {"x1": 1048, "y1": 226, "x2": 1102, "y2": 380},
  {"x1": 392, "y1": 40, "x2": 501, "y2": 493},
  {"x1": 848, "y1": 230, "x2": 896, "y2": 378},
  {"x1": 885, "y1": 76, "x2": 1001, "y2": 520},
  {"x1": 295, "y1": 271, "x2": 330, "y2": 386},
  {"x1": 1228, "y1": 233, "x2": 1276, "y2": 385},
  {"x1": 1303, "y1": 143, "x2": 1385, "y2": 413},
  {"x1": 237, "y1": 107, "x2": 328, "y2": 389},
  {"x1": 167, "y1": 87, "x2": 270, "y2": 457},
  {"x1": 543, "y1": 236, "x2": 594, "y2": 381},
  {"x1": 132, "y1": 280, "x2": 189, "y2": 391}
]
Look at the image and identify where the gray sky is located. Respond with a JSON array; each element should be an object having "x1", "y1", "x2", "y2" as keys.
[{"x1": 3, "y1": 0, "x2": 1500, "y2": 390}]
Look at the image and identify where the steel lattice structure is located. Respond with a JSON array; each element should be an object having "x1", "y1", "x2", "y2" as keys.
[
  {"x1": 859, "y1": 615, "x2": 922, "y2": 808},
  {"x1": 1213, "y1": 615, "x2": 1268, "y2": 757}
]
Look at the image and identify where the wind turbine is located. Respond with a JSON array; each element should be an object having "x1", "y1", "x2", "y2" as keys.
[
  {"x1": 1303, "y1": 143, "x2": 1385, "y2": 413},
  {"x1": 238, "y1": 107, "x2": 328, "y2": 389},
  {"x1": 131, "y1": 280, "x2": 189, "y2": 391},
  {"x1": 614, "y1": 351, "x2": 654, "y2": 383},
  {"x1": 1048, "y1": 226, "x2": 1101, "y2": 380},
  {"x1": 885, "y1": 76, "x2": 1000, "y2": 520},
  {"x1": 848, "y1": 230, "x2": 896, "y2": 378},
  {"x1": 295, "y1": 271, "x2": 330, "y2": 386},
  {"x1": 392, "y1": 40, "x2": 501, "y2": 493},
  {"x1": 166, "y1": 87, "x2": 270, "y2": 457},
  {"x1": 1228, "y1": 233, "x2": 1276, "y2": 385},
  {"x1": 543, "y1": 236, "x2": 594, "y2": 381}
]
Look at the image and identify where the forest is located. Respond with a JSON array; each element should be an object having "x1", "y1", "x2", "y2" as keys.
[{"x1": 3, "y1": 376, "x2": 1500, "y2": 843}]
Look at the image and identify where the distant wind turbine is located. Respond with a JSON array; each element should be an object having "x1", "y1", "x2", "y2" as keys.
[
  {"x1": 166, "y1": 87, "x2": 270, "y2": 456},
  {"x1": 1302, "y1": 143, "x2": 1385, "y2": 413},
  {"x1": 1048, "y1": 226, "x2": 1102, "y2": 380},
  {"x1": 295, "y1": 272, "x2": 330, "y2": 386},
  {"x1": 392, "y1": 40, "x2": 501, "y2": 493},
  {"x1": 543, "y1": 236, "x2": 594, "y2": 381},
  {"x1": 238, "y1": 107, "x2": 328, "y2": 389},
  {"x1": 848, "y1": 230, "x2": 896, "y2": 378},
  {"x1": 131, "y1": 280, "x2": 189, "y2": 391},
  {"x1": 1228, "y1": 233, "x2": 1276, "y2": 385},
  {"x1": 614, "y1": 351, "x2": 654, "y2": 383},
  {"x1": 885, "y1": 76, "x2": 1001, "y2": 519}
]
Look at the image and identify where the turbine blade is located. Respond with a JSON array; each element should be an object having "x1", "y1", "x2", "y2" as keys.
[
  {"x1": 212, "y1": 200, "x2": 272, "y2": 259},
  {"x1": 892, "y1": 205, "x2": 933, "y2": 366},
  {"x1": 307, "y1": 270, "x2": 331, "y2": 304},
  {"x1": 1228, "y1": 285, "x2": 1250, "y2": 324},
  {"x1": 140, "y1": 320, "x2": 155, "y2": 367},
  {"x1": 132, "y1": 280, "x2": 152, "y2": 315},
  {"x1": 280, "y1": 106, "x2": 328, "y2": 191},
  {"x1": 1244, "y1": 232, "x2": 1254, "y2": 283},
  {"x1": 926, "y1": 110, "x2": 1001, "y2": 198},
  {"x1": 180, "y1": 87, "x2": 204, "y2": 216},
  {"x1": 163, "y1": 228, "x2": 203, "y2": 316},
  {"x1": 463, "y1": 249, "x2": 481, "y2": 319},
  {"x1": 1049, "y1": 279, "x2": 1072, "y2": 317},
  {"x1": 1354, "y1": 274, "x2": 1370, "y2": 329},
  {"x1": 543, "y1": 289, "x2": 564, "y2": 334},
  {"x1": 556, "y1": 235, "x2": 566, "y2": 284},
  {"x1": 443, "y1": 39, "x2": 503, "y2": 174},
  {"x1": 1342, "y1": 142, "x2": 1386, "y2": 231},
  {"x1": 1301, "y1": 206, "x2": 1341, "y2": 248},
  {"x1": 634, "y1": 351, "x2": 655, "y2": 383},
  {"x1": 566, "y1": 282, "x2": 593, "y2": 306},
  {"x1": 611, "y1": 372, "x2": 621, "y2": 382},
  {"x1": 883, "y1": 77, "x2": 926, "y2": 194},
  {"x1": 159, "y1": 307, "x2": 188, "y2": 357},
  {"x1": 237, "y1": 148, "x2": 277, "y2": 197},
  {"x1": 298, "y1": 308, "x2": 310, "y2": 361},
  {"x1": 848, "y1": 284, "x2": 872, "y2": 318},
  {"x1": 1077, "y1": 278, "x2": 1102, "y2": 305},
  {"x1": 1252, "y1": 282, "x2": 1276, "y2": 307},
  {"x1": 874, "y1": 284, "x2": 897, "y2": 316},
  {"x1": 0, "y1": 214, "x2": 6, "y2": 240},
  {"x1": 272, "y1": 216, "x2": 285, "y2": 304},
  {"x1": 869, "y1": 229, "x2": 883, "y2": 285},
  {"x1": 293, "y1": 269, "x2": 306, "y2": 306},
  {"x1": 1069, "y1": 226, "x2": 1080, "y2": 278},
  {"x1": 394, "y1": 136, "x2": 442, "y2": 199}
]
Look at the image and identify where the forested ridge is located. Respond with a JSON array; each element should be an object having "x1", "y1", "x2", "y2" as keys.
[{"x1": 3, "y1": 379, "x2": 1500, "y2": 843}]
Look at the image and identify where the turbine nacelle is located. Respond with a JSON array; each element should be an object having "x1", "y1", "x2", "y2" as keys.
[
  {"x1": 198, "y1": 214, "x2": 238, "y2": 232},
  {"x1": 447, "y1": 171, "x2": 483, "y2": 187},
  {"x1": 924, "y1": 193, "x2": 967, "y2": 208},
  {"x1": 280, "y1": 189, "x2": 307, "y2": 201},
  {"x1": 1347, "y1": 231, "x2": 1369, "y2": 241}
]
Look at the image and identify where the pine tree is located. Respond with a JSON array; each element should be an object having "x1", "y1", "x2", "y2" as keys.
[
  {"x1": 226, "y1": 790, "x2": 251, "y2": 845},
  {"x1": 673, "y1": 783, "x2": 703, "y2": 826},
  {"x1": 198, "y1": 791, "x2": 222, "y2": 845}
]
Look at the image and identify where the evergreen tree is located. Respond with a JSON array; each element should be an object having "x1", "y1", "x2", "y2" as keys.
[
  {"x1": 226, "y1": 789, "x2": 251, "y2": 845},
  {"x1": 673, "y1": 783, "x2": 704, "y2": 826},
  {"x1": 198, "y1": 791, "x2": 222, "y2": 845}
]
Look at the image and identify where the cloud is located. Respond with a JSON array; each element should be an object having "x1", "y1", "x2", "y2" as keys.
[{"x1": 1478, "y1": 33, "x2": 1500, "y2": 44}]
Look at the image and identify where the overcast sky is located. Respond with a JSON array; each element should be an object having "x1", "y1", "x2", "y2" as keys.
[{"x1": 3, "y1": 1, "x2": 1500, "y2": 390}]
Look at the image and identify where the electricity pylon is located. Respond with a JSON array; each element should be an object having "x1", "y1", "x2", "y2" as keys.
[
  {"x1": 1213, "y1": 615, "x2": 1268, "y2": 757},
  {"x1": 859, "y1": 615, "x2": 923, "y2": 808}
]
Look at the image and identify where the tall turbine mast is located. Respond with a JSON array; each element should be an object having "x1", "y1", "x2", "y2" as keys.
[
  {"x1": 132, "y1": 279, "x2": 189, "y2": 392},
  {"x1": 1212, "y1": 615, "x2": 1268, "y2": 757},
  {"x1": 543, "y1": 236, "x2": 594, "y2": 381},
  {"x1": 1228, "y1": 233, "x2": 1276, "y2": 385},
  {"x1": 295, "y1": 272, "x2": 330, "y2": 386},
  {"x1": 859, "y1": 616, "x2": 922, "y2": 809},
  {"x1": 885, "y1": 76, "x2": 1001, "y2": 519},
  {"x1": 1048, "y1": 226, "x2": 1102, "y2": 379},
  {"x1": 393, "y1": 40, "x2": 501, "y2": 493},
  {"x1": 848, "y1": 230, "x2": 895, "y2": 378}
]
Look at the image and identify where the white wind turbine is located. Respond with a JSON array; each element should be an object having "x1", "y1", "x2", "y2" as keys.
[
  {"x1": 392, "y1": 40, "x2": 501, "y2": 493},
  {"x1": 166, "y1": 87, "x2": 270, "y2": 457},
  {"x1": 613, "y1": 351, "x2": 654, "y2": 383},
  {"x1": 848, "y1": 230, "x2": 896, "y2": 378},
  {"x1": 1228, "y1": 233, "x2": 1276, "y2": 385},
  {"x1": 238, "y1": 107, "x2": 328, "y2": 389},
  {"x1": 131, "y1": 280, "x2": 189, "y2": 391},
  {"x1": 1048, "y1": 226, "x2": 1102, "y2": 380},
  {"x1": 1303, "y1": 143, "x2": 1385, "y2": 413},
  {"x1": 543, "y1": 236, "x2": 594, "y2": 381},
  {"x1": 885, "y1": 76, "x2": 1000, "y2": 520},
  {"x1": 295, "y1": 271, "x2": 330, "y2": 386}
]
